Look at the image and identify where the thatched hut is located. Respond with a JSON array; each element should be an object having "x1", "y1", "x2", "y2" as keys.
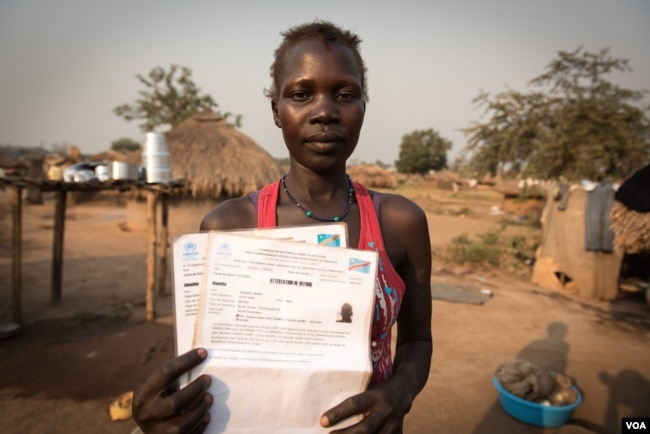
[
  {"x1": 610, "y1": 164, "x2": 650, "y2": 291},
  {"x1": 479, "y1": 172, "x2": 497, "y2": 186},
  {"x1": 127, "y1": 109, "x2": 283, "y2": 234},
  {"x1": 610, "y1": 164, "x2": 650, "y2": 255},
  {"x1": 611, "y1": 203, "x2": 650, "y2": 255},
  {"x1": 86, "y1": 148, "x2": 142, "y2": 164},
  {"x1": 165, "y1": 109, "x2": 283, "y2": 198},
  {"x1": 0, "y1": 151, "x2": 22, "y2": 176},
  {"x1": 493, "y1": 174, "x2": 547, "y2": 218},
  {"x1": 425, "y1": 169, "x2": 468, "y2": 192},
  {"x1": 346, "y1": 164, "x2": 397, "y2": 189}
]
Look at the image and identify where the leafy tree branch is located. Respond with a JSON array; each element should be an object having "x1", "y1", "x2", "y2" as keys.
[
  {"x1": 114, "y1": 64, "x2": 242, "y2": 132},
  {"x1": 461, "y1": 47, "x2": 650, "y2": 181}
]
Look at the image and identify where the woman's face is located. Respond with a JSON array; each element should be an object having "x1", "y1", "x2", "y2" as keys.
[{"x1": 272, "y1": 39, "x2": 365, "y2": 173}]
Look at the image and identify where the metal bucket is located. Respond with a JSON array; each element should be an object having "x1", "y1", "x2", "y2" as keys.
[
  {"x1": 110, "y1": 161, "x2": 138, "y2": 180},
  {"x1": 142, "y1": 132, "x2": 171, "y2": 183},
  {"x1": 95, "y1": 164, "x2": 109, "y2": 182},
  {"x1": 142, "y1": 152, "x2": 169, "y2": 168},
  {"x1": 145, "y1": 167, "x2": 172, "y2": 183},
  {"x1": 143, "y1": 132, "x2": 169, "y2": 154}
]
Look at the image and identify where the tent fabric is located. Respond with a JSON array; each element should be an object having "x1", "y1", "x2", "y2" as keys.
[
  {"x1": 615, "y1": 164, "x2": 650, "y2": 213},
  {"x1": 585, "y1": 182, "x2": 616, "y2": 252}
]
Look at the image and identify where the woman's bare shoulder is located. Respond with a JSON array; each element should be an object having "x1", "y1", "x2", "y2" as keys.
[
  {"x1": 376, "y1": 191, "x2": 427, "y2": 224},
  {"x1": 374, "y1": 191, "x2": 430, "y2": 255},
  {"x1": 200, "y1": 196, "x2": 258, "y2": 231}
]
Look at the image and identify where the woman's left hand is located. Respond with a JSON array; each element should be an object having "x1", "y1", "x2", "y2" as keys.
[{"x1": 320, "y1": 381, "x2": 408, "y2": 434}]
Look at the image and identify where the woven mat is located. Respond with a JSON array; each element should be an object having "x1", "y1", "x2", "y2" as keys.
[{"x1": 430, "y1": 282, "x2": 493, "y2": 305}]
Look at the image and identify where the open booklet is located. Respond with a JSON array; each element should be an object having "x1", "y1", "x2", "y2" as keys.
[{"x1": 171, "y1": 224, "x2": 377, "y2": 433}]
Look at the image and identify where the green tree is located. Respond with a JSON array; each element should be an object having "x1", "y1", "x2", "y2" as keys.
[
  {"x1": 111, "y1": 137, "x2": 141, "y2": 152},
  {"x1": 461, "y1": 47, "x2": 650, "y2": 181},
  {"x1": 114, "y1": 64, "x2": 242, "y2": 132},
  {"x1": 395, "y1": 128, "x2": 452, "y2": 174}
]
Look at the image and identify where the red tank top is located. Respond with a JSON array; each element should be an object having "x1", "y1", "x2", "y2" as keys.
[{"x1": 252, "y1": 180, "x2": 406, "y2": 384}]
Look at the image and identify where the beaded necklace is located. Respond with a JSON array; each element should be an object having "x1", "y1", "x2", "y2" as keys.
[{"x1": 281, "y1": 174, "x2": 354, "y2": 222}]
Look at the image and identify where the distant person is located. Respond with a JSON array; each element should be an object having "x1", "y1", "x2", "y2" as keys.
[
  {"x1": 337, "y1": 303, "x2": 353, "y2": 323},
  {"x1": 132, "y1": 20, "x2": 433, "y2": 434}
]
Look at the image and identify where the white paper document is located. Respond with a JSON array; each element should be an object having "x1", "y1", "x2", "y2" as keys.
[
  {"x1": 172, "y1": 224, "x2": 349, "y2": 358},
  {"x1": 184, "y1": 231, "x2": 377, "y2": 433}
]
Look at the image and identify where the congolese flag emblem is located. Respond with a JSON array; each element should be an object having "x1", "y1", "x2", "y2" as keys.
[
  {"x1": 348, "y1": 257, "x2": 371, "y2": 273},
  {"x1": 317, "y1": 233, "x2": 341, "y2": 247}
]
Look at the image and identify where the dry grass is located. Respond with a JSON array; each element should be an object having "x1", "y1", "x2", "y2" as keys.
[
  {"x1": 377, "y1": 183, "x2": 542, "y2": 277},
  {"x1": 382, "y1": 184, "x2": 503, "y2": 217}
]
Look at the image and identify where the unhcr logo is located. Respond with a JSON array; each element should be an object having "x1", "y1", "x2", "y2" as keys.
[
  {"x1": 182, "y1": 240, "x2": 199, "y2": 259},
  {"x1": 214, "y1": 241, "x2": 232, "y2": 259},
  {"x1": 184, "y1": 241, "x2": 197, "y2": 253}
]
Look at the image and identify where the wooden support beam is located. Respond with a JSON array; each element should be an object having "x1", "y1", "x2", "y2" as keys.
[
  {"x1": 51, "y1": 190, "x2": 67, "y2": 302},
  {"x1": 146, "y1": 190, "x2": 159, "y2": 321},
  {"x1": 11, "y1": 186, "x2": 23, "y2": 324},
  {"x1": 0, "y1": 177, "x2": 184, "y2": 322},
  {"x1": 157, "y1": 194, "x2": 169, "y2": 296}
]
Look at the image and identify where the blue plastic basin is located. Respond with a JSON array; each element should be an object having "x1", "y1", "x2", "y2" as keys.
[{"x1": 493, "y1": 376, "x2": 582, "y2": 428}]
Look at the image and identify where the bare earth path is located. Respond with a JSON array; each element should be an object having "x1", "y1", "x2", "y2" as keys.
[{"x1": 0, "y1": 190, "x2": 648, "y2": 434}]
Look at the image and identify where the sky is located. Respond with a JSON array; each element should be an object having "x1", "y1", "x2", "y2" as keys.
[{"x1": 1, "y1": 0, "x2": 649, "y2": 165}]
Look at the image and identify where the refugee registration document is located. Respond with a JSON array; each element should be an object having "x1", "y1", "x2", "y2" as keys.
[
  {"x1": 191, "y1": 231, "x2": 377, "y2": 434},
  {"x1": 172, "y1": 223, "x2": 349, "y2": 359}
]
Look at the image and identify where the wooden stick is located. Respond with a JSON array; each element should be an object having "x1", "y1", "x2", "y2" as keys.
[
  {"x1": 11, "y1": 186, "x2": 23, "y2": 324},
  {"x1": 157, "y1": 193, "x2": 169, "y2": 296},
  {"x1": 51, "y1": 189, "x2": 67, "y2": 303},
  {"x1": 146, "y1": 190, "x2": 159, "y2": 321}
]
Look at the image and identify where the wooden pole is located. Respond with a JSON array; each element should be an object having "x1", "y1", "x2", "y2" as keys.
[
  {"x1": 25, "y1": 157, "x2": 44, "y2": 204},
  {"x1": 51, "y1": 189, "x2": 67, "y2": 302},
  {"x1": 11, "y1": 186, "x2": 23, "y2": 324},
  {"x1": 157, "y1": 193, "x2": 169, "y2": 296},
  {"x1": 146, "y1": 190, "x2": 159, "y2": 321}
]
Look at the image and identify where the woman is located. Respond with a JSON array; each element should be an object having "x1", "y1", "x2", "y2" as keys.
[{"x1": 132, "y1": 20, "x2": 432, "y2": 434}]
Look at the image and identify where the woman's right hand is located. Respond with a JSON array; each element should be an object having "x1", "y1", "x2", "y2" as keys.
[{"x1": 132, "y1": 348, "x2": 213, "y2": 433}]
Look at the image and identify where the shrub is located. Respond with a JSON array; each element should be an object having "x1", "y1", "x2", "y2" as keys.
[{"x1": 447, "y1": 232, "x2": 502, "y2": 266}]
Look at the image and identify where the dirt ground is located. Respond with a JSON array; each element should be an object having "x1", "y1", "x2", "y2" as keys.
[{"x1": 0, "y1": 186, "x2": 648, "y2": 434}]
